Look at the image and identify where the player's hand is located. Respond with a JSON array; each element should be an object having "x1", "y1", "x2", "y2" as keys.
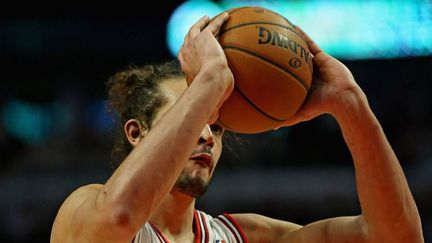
[
  {"x1": 178, "y1": 13, "x2": 230, "y2": 84},
  {"x1": 178, "y1": 12, "x2": 234, "y2": 124},
  {"x1": 282, "y1": 26, "x2": 366, "y2": 126}
]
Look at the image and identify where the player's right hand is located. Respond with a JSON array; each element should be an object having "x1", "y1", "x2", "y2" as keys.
[
  {"x1": 178, "y1": 13, "x2": 234, "y2": 124},
  {"x1": 178, "y1": 13, "x2": 230, "y2": 82}
]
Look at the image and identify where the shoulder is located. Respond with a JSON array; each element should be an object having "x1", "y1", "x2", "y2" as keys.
[
  {"x1": 55, "y1": 184, "x2": 103, "y2": 218},
  {"x1": 50, "y1": 184, "x2": 103, "y2": 242},
  {"x1": 229, "y1": 213, "x2": 302, "y2": 243},
  {"x1": 67, "y1": 184, "x2": 104, "y2": 200}
]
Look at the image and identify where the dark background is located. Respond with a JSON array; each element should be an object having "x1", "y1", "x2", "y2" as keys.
[{"x1": 1, "y1": 2, "x2": 431, "y2": 242}]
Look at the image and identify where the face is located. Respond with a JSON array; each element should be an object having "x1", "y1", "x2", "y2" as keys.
[{"x1": 152, "y1": 78, "x2": 225, "y2": 198}]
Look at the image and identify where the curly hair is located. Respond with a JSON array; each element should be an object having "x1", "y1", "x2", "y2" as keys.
[{"x1": 106, "y1": 60, "x2": 184, "y2": 168}]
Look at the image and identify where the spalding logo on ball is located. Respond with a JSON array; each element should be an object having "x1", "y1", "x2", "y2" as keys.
[{"x1": 215, "y1": 6, "x2": 313, "y2": 134}]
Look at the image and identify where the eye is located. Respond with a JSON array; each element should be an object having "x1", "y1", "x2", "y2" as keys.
[{"x1": 210, "y1": 124, "x2": 225, "y2": 136}]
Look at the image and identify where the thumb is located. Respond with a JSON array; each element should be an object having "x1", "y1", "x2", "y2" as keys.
[
  {"x1": 281, "y1": 114, "x2": 308, "y2": 127},
  {"x1": 281, "y1": 102, "x2": 322, "y2": 127}
]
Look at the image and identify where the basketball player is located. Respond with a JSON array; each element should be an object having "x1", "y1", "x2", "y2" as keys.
[{"x1": 50, "y1": 12, "x2": 424, "y2": 243}]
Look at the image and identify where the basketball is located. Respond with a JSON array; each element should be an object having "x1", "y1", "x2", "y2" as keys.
[{"x1": 214, "y1": 6, "x2": 313, "y2": 134}]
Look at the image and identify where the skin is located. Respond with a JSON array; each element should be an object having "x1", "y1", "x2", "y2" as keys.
[{"x1": 50, "y1": 13, "x2": 424, "y2": 243}]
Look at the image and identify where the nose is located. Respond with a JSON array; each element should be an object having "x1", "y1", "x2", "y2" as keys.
[{"x1": 198, "y1": 124, "x2": 214, "y2": 148}]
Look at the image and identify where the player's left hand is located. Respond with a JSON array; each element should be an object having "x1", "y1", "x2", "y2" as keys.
[{"x1": 282, "y1": 26, "x2": 366, "y2": 127}]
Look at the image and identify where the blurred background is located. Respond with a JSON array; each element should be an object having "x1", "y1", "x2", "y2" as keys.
[{"x1": 1, "y1": 0, "x2": 431, "y2": 242}]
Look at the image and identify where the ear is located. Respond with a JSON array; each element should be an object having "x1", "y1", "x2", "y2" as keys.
[{"x1": 124, "y1": 119, "x2": 147, "y2": 147}]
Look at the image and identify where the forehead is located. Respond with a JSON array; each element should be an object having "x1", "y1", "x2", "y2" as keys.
[{"x1": 151, "y1": 77, "x2": 187, "y2": 126}]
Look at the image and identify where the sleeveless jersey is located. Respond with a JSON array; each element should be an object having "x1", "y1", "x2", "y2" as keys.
[{"x1": 132, "y1": 210, "x2": 248, "y2": 243}]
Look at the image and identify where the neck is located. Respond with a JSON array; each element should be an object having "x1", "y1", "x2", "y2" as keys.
[{"x1": 150, "y1": 190, "x2": 196, "y2": 237}]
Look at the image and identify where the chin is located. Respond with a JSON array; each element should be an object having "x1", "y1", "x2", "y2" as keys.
[{"x1": 174, "y1": 172, "x2": 210, "y2": 198}]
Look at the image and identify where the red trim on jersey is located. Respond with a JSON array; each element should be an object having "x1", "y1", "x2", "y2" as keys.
[
  {"x1": 194, "y1": 210, "x2": 202, "y2": 243},
  {"x1": 199, "y1": 211, "x2": 209, "y2": 243},
  {"x1": 216, "y1": 216, "x2": 241, "y2": 243},
  {"x1": 149, "y1": 223, "x2": 169, "y2": 243},
  {"x1": 223, "y1": 214, "x2": 249, "y2": 243}
]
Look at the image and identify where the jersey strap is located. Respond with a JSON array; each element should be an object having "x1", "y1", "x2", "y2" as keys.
[
  {"x1": 149, "y1": 223, "x2": 169, "y2": 243},
  {"x1": 194, "y1": 210, "x2": 210, "y2": 243},
  {"x1": 215, "y1": 214, "x2": 248, "y2": 243}
]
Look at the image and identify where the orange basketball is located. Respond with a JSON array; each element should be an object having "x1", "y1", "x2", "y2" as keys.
[{"x1": 215, "y1": 6, "x2": 313, "y2": 134}]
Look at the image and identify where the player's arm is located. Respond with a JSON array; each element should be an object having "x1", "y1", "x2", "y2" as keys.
[
  {"x1": 236, "y1": 90, "x2": 423, "y2": 243},
  {"x1": 231, "y1": 213, "x2": 366, "y2": 243},
  {"x1": 233, "y1": 91, "x2": 424, "y2": 243},
  {"x1": 233, "y1": 94, "x2": 423, "y2": 243},
  {"x1": 232, "y1": 27, "x2": 424, "y2": 243},
  {"x1": 286, "y1": 27, "x2": 423, "y2": 243},
  {"x1": 281, "y1": 27, "x2": 423, "y2": 243},
  {"x1": 318, "y1": 85, "x2": 423, "y2": 243},
  {"x1": 50, "y1": 13, "x2": 233, "y2": 243}
]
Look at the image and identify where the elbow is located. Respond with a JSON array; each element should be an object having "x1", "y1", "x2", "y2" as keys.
[
  {"x1": 95, "y1": 186, "x2": 154, "y2": 237},
  {"x1": 111, "y1": 207, "x2": 134, "y2": 228},
  {"x1": 362, "y1": 205, "x2": 425, "y2": 243},
  {"x1": 395, "y1": 228, "x2": 424, "y2": 243},
  {"x1": 395, "y1": 211, "x2": 425, "y2": 243},
  {"x1": 96, "y1": 190, "x2": 136, "y2": 233},
  {"x1": 403, "y1": 198, "x2": 424, "y2": 243},
  {"x1": 108, "y1": 207, "x2": 139, "y2": 237},
  {"x1": 406, "y1": 215, "x2": 425, "y2": 243}
]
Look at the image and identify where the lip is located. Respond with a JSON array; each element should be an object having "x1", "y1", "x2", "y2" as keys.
[{"x1": 190, "y1": 153, "x2": 212, "y2": 168}]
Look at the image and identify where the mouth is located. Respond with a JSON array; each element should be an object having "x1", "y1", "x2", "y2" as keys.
[{"x1": 190, "y1": 153, "x2": 212, "y2": 168}]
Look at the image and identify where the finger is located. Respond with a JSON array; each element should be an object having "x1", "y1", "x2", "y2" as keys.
[
  {"x1": 177, "y1": 46, "x2": 185, "y2": 66},
  {"x1": 187, "y1": 15, "x2": 210, "y2": 38},
  {"x1": 295, "y1": 25, "x2": 335, "y2": 69},
  {"x1": 205, "y1": 12, "x2": 229, "y2": 36},
  {"x1": 282, "y1": 114, "x2": 307, "y2": 127},
  {"x1": 186, "y1": 74, "x2": 193, "y2": 84},
  {"x1": 282, "y1": 110, "x2": 313, "y2": 127},
  {"x1": 177, "y1": 45, "x2": 183, "y2": 60},
  {"x1": 295, "y1": 25, "x2": 322, "y2": 56},
  {"x1": 177, "y1": 49, "x2": 190, "y2": 78}
]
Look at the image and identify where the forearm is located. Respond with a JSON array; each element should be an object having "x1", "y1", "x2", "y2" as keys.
[
  {"x1": 333, "y1": 90, "x2": 423, "y2": 242},
  {"x1": 98, "y1": 66, "x2": 231, "y2": 228}
]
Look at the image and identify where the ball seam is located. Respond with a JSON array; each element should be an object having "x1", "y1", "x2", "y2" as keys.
[{"x1": 223, "y1": 45, "x2": 309, "y2": 91}]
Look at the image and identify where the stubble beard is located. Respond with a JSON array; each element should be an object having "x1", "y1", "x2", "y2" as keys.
[{"x1": 173, "y1": 171, "x2": 210, "y2": 198}]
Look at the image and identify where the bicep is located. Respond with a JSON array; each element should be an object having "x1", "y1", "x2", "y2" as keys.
[
  {"x1": 231, "y1": 213, "x2": 367, "y2": 243},
  {"x1": 51, "y1": 184, "x2": 136, "y2": 243},
  {"x1": 286, "y1": 216, "x2": 367, "y2": 243},
  {"x1": 230, "y1": 213, "x2": 302, "y2": 243}
]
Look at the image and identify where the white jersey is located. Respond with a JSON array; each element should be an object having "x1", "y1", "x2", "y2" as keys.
[{"x1": 132, "y1": 210, "x2": 248, "y2": 243}]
